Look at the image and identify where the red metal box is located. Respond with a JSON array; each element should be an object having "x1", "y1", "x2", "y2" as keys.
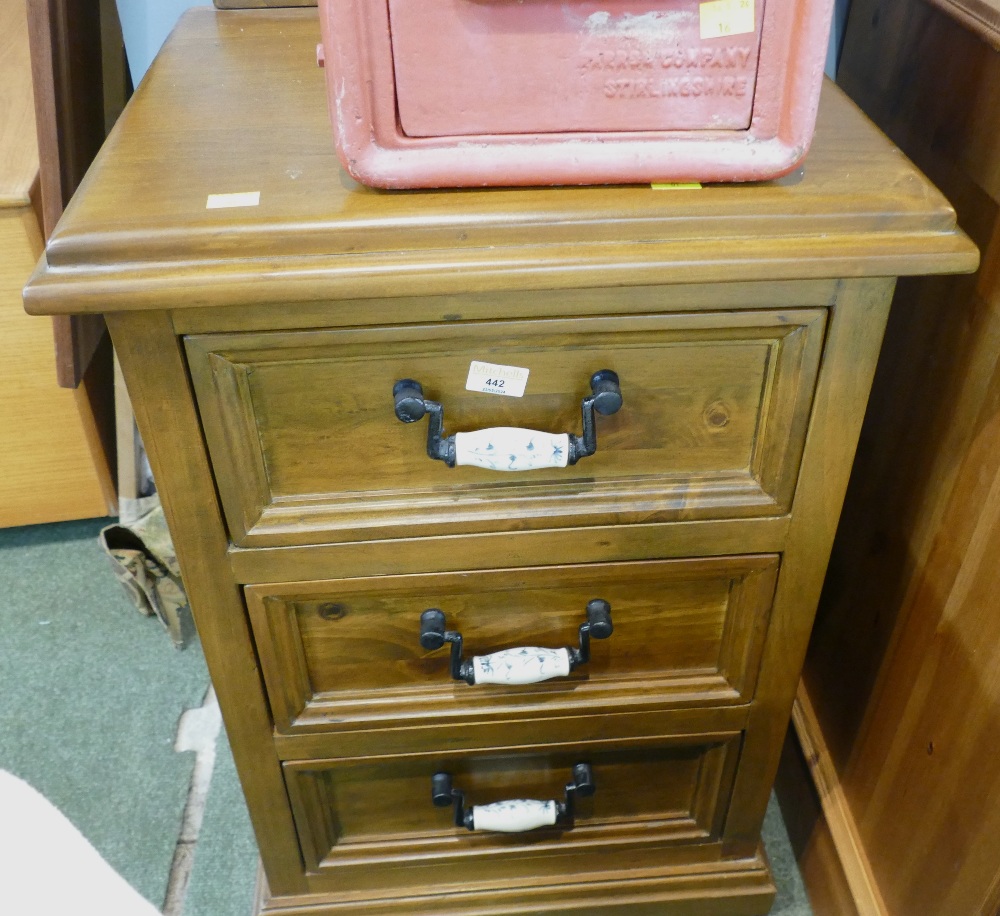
[{"x1": 319, "y1": 0, "x2": 834, "y2": 188}]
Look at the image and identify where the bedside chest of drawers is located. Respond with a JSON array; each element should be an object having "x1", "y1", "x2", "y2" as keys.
[{"x1": 24, "y1": 8, "x2": 978, "y2": 915}]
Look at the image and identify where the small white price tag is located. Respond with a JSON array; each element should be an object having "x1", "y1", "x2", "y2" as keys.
[
  {"x1": 206, "y1": 191, "x2": 261, "y2": 209},
  {"x1": 466, "y1": 361, "x2": 529, "y2": 398},
  {"x1": 700, "y1": 0, "x2": 755, "y2": 39}
]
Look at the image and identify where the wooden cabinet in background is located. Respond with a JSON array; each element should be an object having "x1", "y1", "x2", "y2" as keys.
[
  {"x1": 0, "y1": 0, "x2": 111, "y2": 527},
  {"x1": 23, "y1": 8, "x2": 976, "y2": 914},
  {"x1": 785, "y1": 1, "x2": 1000, "y2": 914}
]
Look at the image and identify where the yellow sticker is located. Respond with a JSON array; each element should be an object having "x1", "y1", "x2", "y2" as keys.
[
  {"x1": 651, "y1": 182, "x2": 703, "y2": 190},
  {"x1": 699, "y1": 0, "x2": 755, "y2": 39}
]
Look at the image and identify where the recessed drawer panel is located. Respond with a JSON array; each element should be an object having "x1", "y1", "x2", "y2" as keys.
[
  {"x1": 246, "y1": 555, "x2": 778, "y2": 734},
  {"x1": 284, "y1": 730, "x2": 742, "y2": 892},
  {"x1": 186, "y1": 310, "x2": 826, "y2": 547}
]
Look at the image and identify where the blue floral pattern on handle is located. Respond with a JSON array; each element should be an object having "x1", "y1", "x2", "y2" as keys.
[
  {"x1": 454, "y1": 427, "x2": 571, "y2": 471},
  {"x1": 472, "y1": 647, "x2": 572, "y2": 685}
]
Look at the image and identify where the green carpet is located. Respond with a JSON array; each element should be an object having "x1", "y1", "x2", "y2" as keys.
[
  {"x1": 0, "y1": 516, "x2": 812, "y2": 915},
  {"x1": 184, "y1": 728, "x2": 258, "y2": 916},
  {"x1": 766, "y1": 791, "x2": 812, "y2": 914},
  {"x1": 0, "y1": 518, "x2": 209, "y2": 909}
]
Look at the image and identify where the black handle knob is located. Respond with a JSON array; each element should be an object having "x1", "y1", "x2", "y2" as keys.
[
  {"x1": 585, "y1": 599, "x2": 614, "y2": 640},
  {"x1": 419, "y1": 609, "x2": 447, "y2": 650},
  {"x1": 393, "y1": 379, "x2": 428, "y2": 423},
  {"x1": 590, "y1": 370, "x2": 623, "y2": 416},
  {"x1": 419, "y1": 601, "x2": 613, "y2": 686},
  {"x1": 392, "y1": 369, "x2": 623, "y2": 468},
  {"x1": 431, "y1": 763, "x2": 596, "y2": 832}
]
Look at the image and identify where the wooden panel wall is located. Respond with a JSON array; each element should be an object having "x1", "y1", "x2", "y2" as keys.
[
  {"x1": 0, "y1": 0, "x2": 111, "y2": 525},
  {"x1": 26, "y1": 0, "x2": 110, "y2": 388},
  {"x1": 796, "y1": 0, "x2": 1000, "y2": 913}
]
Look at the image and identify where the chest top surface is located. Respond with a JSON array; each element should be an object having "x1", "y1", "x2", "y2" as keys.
[{"x1": 23, "y1": 7, "x2": 976, "y2": 316}]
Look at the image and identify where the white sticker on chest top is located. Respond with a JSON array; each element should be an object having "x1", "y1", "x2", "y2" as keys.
[{"x1": 466, "y1": 361, "x2": 530, "y2": 398}]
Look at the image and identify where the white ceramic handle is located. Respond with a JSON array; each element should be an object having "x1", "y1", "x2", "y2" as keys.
[
  {"x1": 471, "y1": 647, "x2": 572, "y2": 685},
  {"x1": 470, "y1": 799, "x2": 558, "y2": 832},
  {"x1": 453, "y1": 428, "x2": 570, "y2": 471}
]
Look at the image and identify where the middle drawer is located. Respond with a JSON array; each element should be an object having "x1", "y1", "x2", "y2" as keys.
[{"x1": 246, "y1": 555, "x2": 778, "y2": 735}]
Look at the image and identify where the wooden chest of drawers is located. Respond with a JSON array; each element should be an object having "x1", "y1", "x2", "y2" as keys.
[{"x1": 23, "y1": 8, "x2": 977, "y2": 915}]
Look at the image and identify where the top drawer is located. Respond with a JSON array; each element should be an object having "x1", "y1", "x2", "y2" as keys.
[{"x1": 186, "y1": 310, "x2": 825, "y2": 547}]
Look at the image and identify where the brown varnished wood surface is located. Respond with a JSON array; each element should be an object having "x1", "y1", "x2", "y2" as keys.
[
  {"x1": 228, "y1": 516, "x2": 792, "y2": 585},
  {"x1": 273, "y1": 703, "x2": 752, "y2": 763},
  {"x1": 0, "y1": 0, "x2": 110, "y2": 525},
  {"x1": 796, "y1": 0, "x2": 1000, "y2": 913},
  {"x1": 106, "y1": 311, "x2": 308, "y2": 896},
  {"x1": 925, "y1": 0, "x2": 1000, "y2": 46},
  {"x1": 0, "y1": 203, "x2": 109, "y2": 525},
  {"x1": 25, "y1": 0, "x2": 114, "y2": 388},
  {"x1": 284, "y1": 734, "x2": 741, "y2": 889},
  {"x1": 22, "y1": 8, "x2": 981, "y2": 916},
  {"x1": 773, "y1": 727, "x2": 861, "y2": 916},
  {"x1": 0, "y1": 0, "x2": 39, "y2": 207},
  {"x1": 723, "y1": 277, "x2": 896, "y2": 853},
  {"x1": 186, "y1": 309, "x2": 824, "y2": 546},
  {"x1": 246, "y1": 556, "x2": 778, "y2": 733},
  {"x1": 170, "y1": 279, "x2": 843, "y2": 335},
  {"x1": 260, "y1": 861, "x2": 776, "y2": 916},
  {"x1": 21, "y1": 8, "x2": 975, "y2": 318}
]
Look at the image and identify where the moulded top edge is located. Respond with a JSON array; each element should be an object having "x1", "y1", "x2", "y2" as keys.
[{"x1": 37, "y1": 8, "x2": 967, "y2": 276}]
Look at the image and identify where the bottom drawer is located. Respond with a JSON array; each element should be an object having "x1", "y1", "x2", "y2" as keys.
[{"x1": 284, "y1": 730, "x2": 742, "y2": 896}]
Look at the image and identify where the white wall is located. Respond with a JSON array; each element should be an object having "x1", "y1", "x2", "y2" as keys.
[
  {"x1": 115, "y1": 0, "x2": 201, "y2": 85},
  {"x1": 826, "y1": 0, "x2": 853, "y2": 77}
]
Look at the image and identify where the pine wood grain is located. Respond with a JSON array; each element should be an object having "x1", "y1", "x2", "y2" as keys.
[
  {"x1": 773, "y1": 727, "x2": 861, "y2": 916},
  {"x1": 227, "y1": 516, "x2": 792, "y2": 585},
  {"x1": 284, "y1": 734, "x2": 742, "y2": 889},
  {"x1": 245, "y1": 556, "x2": 779, "y2": 734},
  {"x1": 722, "y1": 277, "x2": 897, "y2": 852},
  {"x1": 106, "y1": 310, "x2": 308, "y2": 897},
  {"x1": 791, "y1": 685, "x2": 886, "y2": 915},
  {"x1": 25, "y1": 0, "x2": 113, "y2": 388},
  {"x1": 801, "y1": 0, "x2": 1000, "y2": 913},
  {"x1": 0, "y1": 0, "x2": 109, "y2": 526},
  {"x1": 186, "y1": 309, "x2": 825, "y2": 547},
  {"x1": 21, "y1": 9, "x2": 975, "y2": 319},
  {"x1": 0, "y1": 204, "x2": 108, "y2": 525},
  {"x1": 25, "y1": 8, "x2": 980, "y2": 915},
  {"x1": 0, "y1": 1, "x2": 39, "y2": 206}
]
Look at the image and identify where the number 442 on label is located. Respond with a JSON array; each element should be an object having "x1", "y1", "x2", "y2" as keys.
[{"x1": 466, "y1": 361, "x2": 530, "y2": 398}]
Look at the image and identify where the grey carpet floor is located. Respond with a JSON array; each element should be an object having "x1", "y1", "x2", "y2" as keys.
[
  {"x1": 0, "y1": 518, "x2": 209, "y2": 907},
  {"x1": 0, "y1": 517, "x2": 812, "y2": 915}
]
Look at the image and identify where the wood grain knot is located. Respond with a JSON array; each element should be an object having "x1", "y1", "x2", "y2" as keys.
[
  {"x1": 704, "y1": 401, "x2": 731, "y2": 429},
  {"x1": 318, "y1": 602, "x2": 348, "y2": 621}
]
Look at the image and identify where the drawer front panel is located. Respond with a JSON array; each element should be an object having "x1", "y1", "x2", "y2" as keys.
[
  {"x1": 246, "y1": 555, "x2": 778, "y2": 733},
  {"x1": 186, "y1": 310, "x2": 826, "y2": 547},
  {"x1": 284, "y1": 731, "x2": 742, "y2": 892}
]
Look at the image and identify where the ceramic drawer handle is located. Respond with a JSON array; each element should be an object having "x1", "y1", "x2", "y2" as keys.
[
  {"x1": 454, "y1": 427, "x2": 570, "y2": 471},
  {"x1": 419, "y1": 599, "x2": 613, "y2": 685},
  {"x1": 432, "y1": 764, "x2": 595, "y2": 832},
  {"x1": 392, "y1": 370, "x2": 622, "y2": 470}
]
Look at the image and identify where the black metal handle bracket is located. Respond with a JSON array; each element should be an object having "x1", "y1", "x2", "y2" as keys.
[
  {"x1": 392, "y1": 370, "x2": 622, "y2": 467},
  {"x1": 419, "y1": 599, "x2": 613, "y2": 686},
  {"x1": 431, "y1": 763, "x2": 596, "y2": 832}
]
